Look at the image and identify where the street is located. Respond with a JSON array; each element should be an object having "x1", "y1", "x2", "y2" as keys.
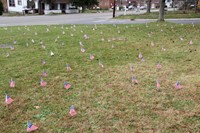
[{"x1": 0, "y1": 10, "x2": 200, "y2": 27}]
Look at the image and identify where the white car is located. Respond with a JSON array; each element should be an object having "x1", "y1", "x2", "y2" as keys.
[
  {"x1": 140, "y1": 6, "x2": 147, "y2": 10},
  {"x1": 128, "y1": 5, "x2": 135, "y2": 10}
]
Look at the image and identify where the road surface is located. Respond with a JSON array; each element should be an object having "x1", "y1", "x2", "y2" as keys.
[{"x1": 0, "y1": 10, "x2": 199, "y2": 27}]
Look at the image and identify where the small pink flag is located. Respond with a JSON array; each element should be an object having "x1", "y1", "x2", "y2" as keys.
[
  {"x1": 66, "y1": 64, "x2": 72, "y2": 71},
  {"x1": 175, "y1": 81, "x2": 182, "y2": 89},
  {"x1": 99, "y1": 61, "x2": 104, "y2": 68},
  {"x1": 132, "y1": 76, "x2": 138, "y2": 84},
  {"x1": 157, "y1": 62, "x2": 162, "y2": 69},
  {"x1": 69, "y1": 105, "x2": 77, "y2": 116},
  {"x1": 81, "y1": 47, "x2": 85, "y2": 53},
  {"x1": 141, "y1": 57, "x2": 145, "y2": 62},
  {"x1": 130, "y1": 65, "x2": 134, "y2": 71},
  {"x1": 83, "y1": 34, "x2": 89, "y2": 39},
  {"x1": 138, "y1": 52, "x2": 143, "y2": 59},
  {"x1": 90, "y1": 54, "x2": 94, "y2": 60},
  {"x1": 189, "y1": 40, "x2": 193, "y2": 45},
  {"x1": 10, "y1": 46, "x2": 15, "y2": 51},
  {"x1": 42, "y1": 60, "x2": 46, "y2": 65},
  {"x1": 41, "y1": 44, "x2": 46, "y2": 49},
  {"x1": 156, "y1": 80, "x2": 160, "y2": 89},
  {"x1": 27, "y1": 121, "x2": 38, "y2": 132},
  {"x1": 40, "y1": 78, "x2": 47, "y2": 87},
  {"x1": 79, "y1": 42, "x2": 84, "y2": 46},
  {"x1": 42, "y1": 71, "x2": 48, "y2": 77},
  {"x1": 5, "y1": 94, "x2": 14, "y2": 105},
  {"x1": 10, "y1": 78, "x2": 15, "y2": 88},
  {"x1": 64, "y1": 81, "x2": 71, "y2": 90}
]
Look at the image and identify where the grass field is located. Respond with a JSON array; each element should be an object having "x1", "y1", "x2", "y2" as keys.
[
  {"x1": 117, "y1": 11, "x2": 200, "y2": 19},
  {"x1": 0, "y1": 22, "x2": 200, "y2": 132}
]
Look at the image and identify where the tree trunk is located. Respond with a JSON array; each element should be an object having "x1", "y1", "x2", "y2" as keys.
[
  {"x1": 38, "y1": 0, "x2": 42, "y2": 15},
  {"x1": 113, "y1": 0, "x2": 116, "y2": 18},
  {"x1": 158, "y1": 0, "x2": 165, "y2": 21},
  {"x1": 82, "y1": 5, "x2": 86, "y2": 13},
  {"x1": 146, "y1": 0, "x2": 151, "y2": 13},
  {"x1": 195, "y1": 0, "x2": 199, "y2": 13}
]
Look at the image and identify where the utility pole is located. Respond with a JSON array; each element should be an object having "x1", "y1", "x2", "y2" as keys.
[{"x1": 113, "y1": 0, "x2": 116, "y2": 18}]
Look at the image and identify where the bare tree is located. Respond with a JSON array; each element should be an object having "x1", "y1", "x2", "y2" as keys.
[
  {"x1": 195, "y1": 0, "x2": 199, "y2": 13},
  {"x1": 158, "y1": 0, "x2": 165, "y2": 21}
]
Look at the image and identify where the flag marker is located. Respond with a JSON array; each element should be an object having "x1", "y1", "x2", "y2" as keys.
[
  {"x1": 69, "y1": 105, "x2": 77, "y2": 116},
  {"x1": 132, "y1": 76, "x2": 138, "y2": 84},
  {"x1": 10, "y1": 78, "x2": 15, "y2": 88},
  {"x1": 156, "y1": 80, "x2": 160, "y2": 89},
  {"x1": 175, "y1": 81, "x2": 182, "y2": 89},
  {"x1": 40, "y1": 78, "x2": 47, "y2": 87},
  {"x1": 27, "y1": 121, "x2": 38, "y2": 132},
  {"x1": 5, "y1": 93, "x2": 14, "y2": 106},
  {"x1": 64, "y1": 81, "x2": 71, "y2": 90}
]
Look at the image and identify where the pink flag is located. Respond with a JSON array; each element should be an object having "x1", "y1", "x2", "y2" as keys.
[
  {"x1": 99, "y1": 61, "x2": 104, "y2": 68},
  {"x1": 42, "y1": 60, "x2": 46, "y2": 65},
  {"x1": 189, "y1": 40, "x2": 193, "y2": 45},
  {"x1": 138, "y1": 52, "x2": 143, "y2": 59},
  {"x1": 79, "y1": 42, "x2": 84, "y2": 46},
  {"x1": 40, "y1": 78, "x2": 47, "y2": 87},
  {"x1": 69, "y1": 105, "x2": 77, "y2": 116},
  {"x1": 156, "y1": 80, "x2": 160, "y2": 89},
  {"x1": 83, "y1": 34, "x2": 89, "y2": 39},
  {"x1": 13, "y1": 40, "x2": 17, "y2": 44},
  {"x1": 157, "y1": 62, "x2": 162, "y2": 69},
  {"x1": 132, "y1": 76, "x2": 138, "y2": 84},
  {"x1": 175, "y1": 81, "x2": 182, "y2": 89},
  {"x1": 81, "y1": 47, "x2": 85, "y2": 53},
  {"x1": 90, "y1": 54, "x2": 94, "y2": 60},
  {"x1": 10, "y1": 78, "x2": 15, "y2": 88},
  {"x1": 130, "y1": 65, "x2": 134, "y2": 71},
  {"x1": 10, "y1": 46, "x2": 15, "y2": 51},
  {"x1": 5, "y1": 94, "x2": 14, "y2": 105},
  {"x1": 64, "y1": 81, "x2": 71, "y2": 90},
  {"x1": 41, "y1": 44, "x2": 46, "y2": 49},
  {"x1": 27, "y1": 122, "x2": 38, "y2": 132},
  {"x1": 42, "y1": 71, "x2": 48, "y2": 77},
  {"x1": 141, "y1": 57, "x2": 145, "y2": 62},
  {"x1": 66, "y1": 64, "x2": 72, "y2": 71}
]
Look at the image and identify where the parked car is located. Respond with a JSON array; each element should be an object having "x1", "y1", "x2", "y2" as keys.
[
  {"x1": 128, "y1": 5, "x2": 135, "y2": 10},
  {"x1": 140, "y1": 6, "x2": 147, "y2": 10}
]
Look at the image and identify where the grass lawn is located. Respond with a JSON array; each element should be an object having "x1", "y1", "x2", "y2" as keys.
[
  {"x1": 117, "y1": 11, "x2": 200, "y2": 19},
  {"x1": 0, "y1": 22, "x2": 200, "y2": 132}
]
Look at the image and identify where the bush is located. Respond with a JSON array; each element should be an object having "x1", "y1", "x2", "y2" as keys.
[{"x1": 0, "y1": 1, "x2": 3, "y2": 15}]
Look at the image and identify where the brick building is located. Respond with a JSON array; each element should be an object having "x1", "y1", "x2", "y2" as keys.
[{"x1": 98, "y1": 0, "x2": 112, "y2": 9}]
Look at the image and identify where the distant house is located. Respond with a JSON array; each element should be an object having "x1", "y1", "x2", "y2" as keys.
[
  {"x1": 4, "y1": 0, "x2": 78, "y2": 14},
  {"x1": 7, "y1": 0, "x2": 24, "y2": 13},
  {"x1": 39, "y1": 0, "x2": 78, "y2": 14},
  {"x1": 5, "y1": 0, "x2": 38, "y2": 13}
]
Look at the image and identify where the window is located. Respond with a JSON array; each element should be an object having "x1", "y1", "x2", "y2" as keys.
[
  {"x1": 51, "y1": 4, "x2": 58, "y2": 10},
  {"x1": 18, "y1": 0, "x2": 22, "y2": 5},
  {"x1": 9, "y1": 0, "x2": 15, "y2": 7}
]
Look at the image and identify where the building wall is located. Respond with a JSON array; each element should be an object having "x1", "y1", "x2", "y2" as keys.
[{"x1": 98, "y1": 0, "x2": 112, "y2": 9}]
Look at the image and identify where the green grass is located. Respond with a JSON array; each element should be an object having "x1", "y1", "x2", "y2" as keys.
[
  {"x1": 0, "y1": 23, "x2": 200, "y2": 132},
  {"x1": 117, "y1": 11, "x2": 200, "y2": 19}
]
